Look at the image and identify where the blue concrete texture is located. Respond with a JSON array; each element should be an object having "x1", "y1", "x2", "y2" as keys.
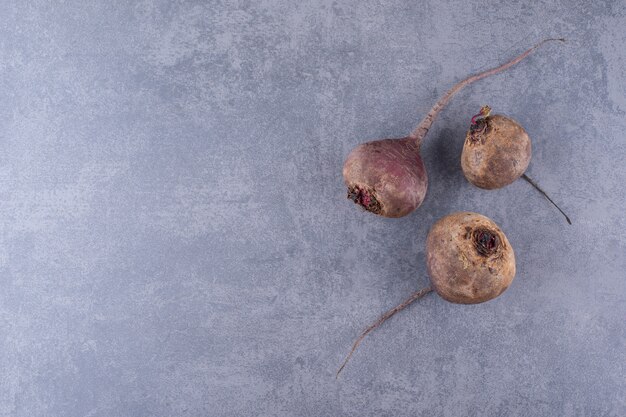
[{"x1": 1, "y1": 1, "x2": 625, "y2": 416}]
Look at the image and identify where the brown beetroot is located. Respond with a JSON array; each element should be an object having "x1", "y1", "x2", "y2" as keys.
[
  {"x1": 426, "y1": 212, "x2": 515, "y2": 304},
  {"x1": 462, "y1": 106, "x2": 571, "y2": 224},
  {"x1": 343, "y1": 39, "x2": 564, "y2": 218},
  {"x1": 462, "y1": 109, "x2": 531, "y2": 190},
  {"x1": 337, "y1": 212, "x2": 515, "y2": 376}
]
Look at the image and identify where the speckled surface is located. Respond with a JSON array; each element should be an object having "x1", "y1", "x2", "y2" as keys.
[{"x1": 1, "y1": 1, "x2": 625, "y2": 416}]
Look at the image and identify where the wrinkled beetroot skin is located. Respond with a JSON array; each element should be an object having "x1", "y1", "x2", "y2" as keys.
[{"x1": 343, "y1": 137, "x2": 427, "y2": 218}]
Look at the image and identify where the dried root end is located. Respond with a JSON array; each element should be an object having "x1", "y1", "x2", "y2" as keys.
[
  {"x1": 347, "y1": 185, "x2": 382, "y2": 214},
  {"x1": 472, "y1": 228, "x2": 500, "y2": 257}
]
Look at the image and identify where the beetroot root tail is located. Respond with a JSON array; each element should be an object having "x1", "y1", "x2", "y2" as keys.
[
  {"x1": 409, "y1": 38, "x2": 565, "y2": 145},
  {"x1": 522, "y1": 173, "x2": 572, "y2": 224},
  {"x1": 336, "y1": 286, "x2": 434, "y2": 378}
]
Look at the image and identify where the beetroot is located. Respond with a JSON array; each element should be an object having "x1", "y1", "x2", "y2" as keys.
[
  {"x1": 344, "y1": 139, "x2": 426, "y2": 217},
  {"x1": 462, "y1": 106, "x2": 571, "y2": 224},
  {"x1": 426, "y1": 212, "x2": 515, "y2": 304},
  {"x1": 337, "y1": 212, "x2": 515, "y2": 376},
  {"x1": 343, "y1": 38, "x2": 564, "y2": 218}
]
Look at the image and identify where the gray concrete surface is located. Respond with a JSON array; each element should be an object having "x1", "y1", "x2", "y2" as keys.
[{"x1": 1, "y1": 1, "x2": 625, "y2": 416}]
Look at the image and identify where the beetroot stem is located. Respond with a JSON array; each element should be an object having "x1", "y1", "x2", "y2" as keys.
[
  {"x1": 409, "y1": 38, "x2": 565, "y2": 145},
  {"x1": 336, "y1": 286, "x2": 433, "y2": 377}
]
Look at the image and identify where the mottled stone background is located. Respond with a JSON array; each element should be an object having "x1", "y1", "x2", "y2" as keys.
[{"x1": 1, "y1": 1, "x2": 625, "y2": 416}]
